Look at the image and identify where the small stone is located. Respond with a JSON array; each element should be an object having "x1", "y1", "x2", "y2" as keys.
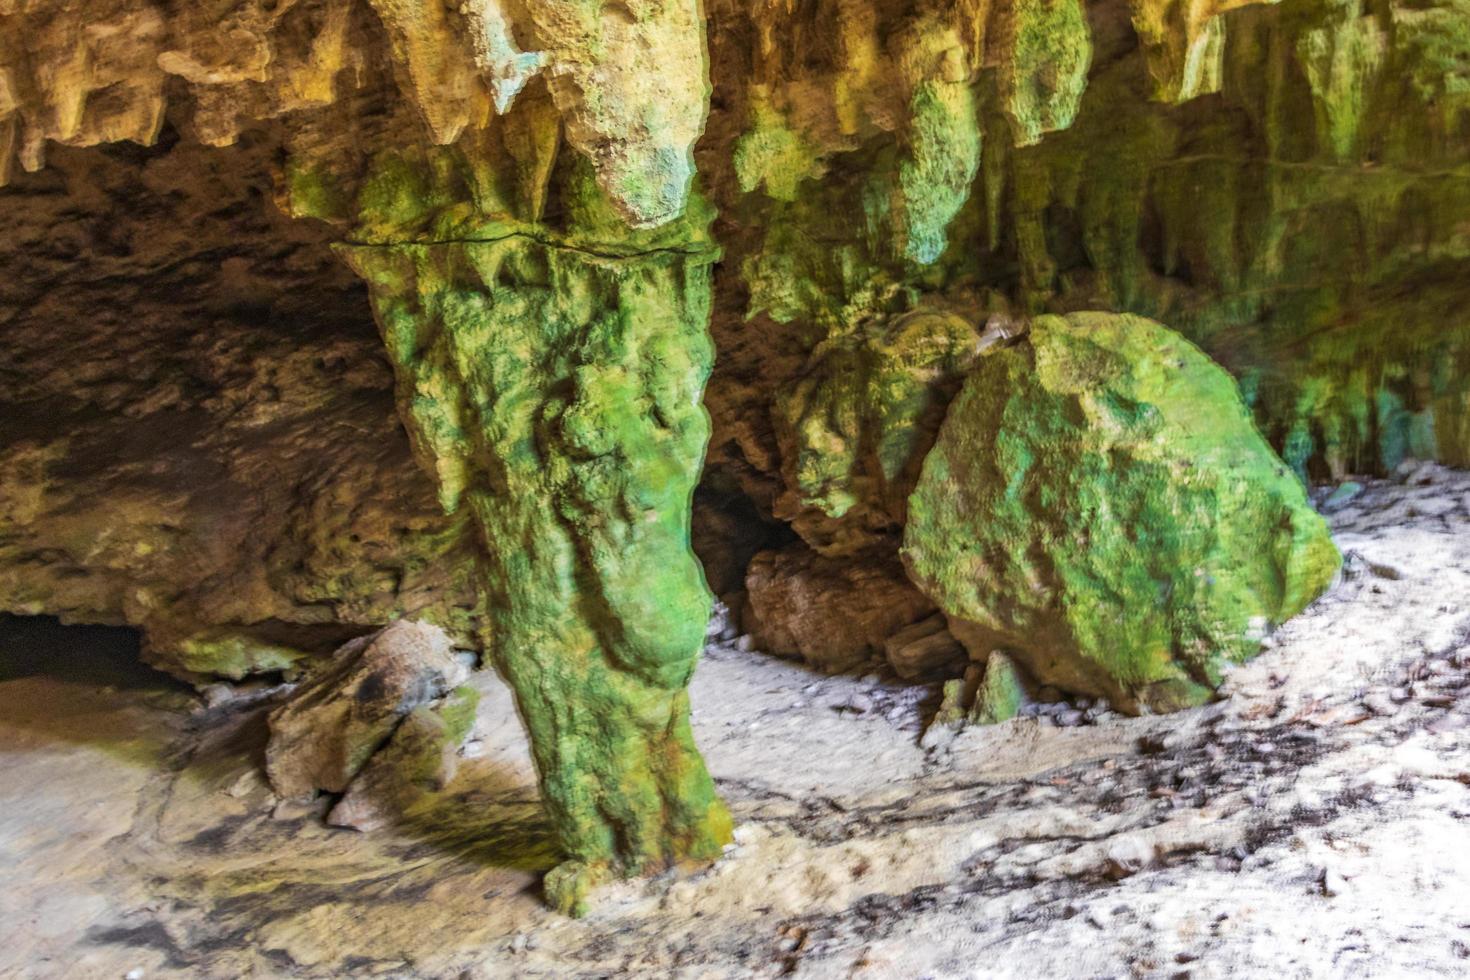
[
  {"x1": 1410, "y1": 496, "x2": 1458, "y2": 518},
  {"x1": 1104, "y1": 836, "x2": 1155, "y2": 878},
  {"x1": 1367, "y1": 560, "x2": 1405, "y2": 581},
  {"x1": 201, "y1": 683, "x2": 236, "y2": 708},
  {"x1": 1320, "y1": 481, "x2": 1363, "y2": 512},
  {"x1": 735, "y1": 634, "x2": 757, "y2": 652},
  {"x1": 969, "y1": 652, "x2": 1028, "y2": 725},
  {"x1": 1055, "y1": 708, "x2": 1084, "y2": 727},
  {"x1": 1362, "y1": 693, "x2": 1396, "y2": 716},
  {"x1": 125, "y1": 970, "x2": 145, "y2": 980},
  {"x1": 884, "y1": 614, "x2": 967, "y2": 680},
  {"x1": 1406, "y1": 460, "x2": 1441, "y2": 485}
]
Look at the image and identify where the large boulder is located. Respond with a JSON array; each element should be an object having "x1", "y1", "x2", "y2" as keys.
[
  {"x1": 265, "y1": 621, "x2": 470, "y2": 801},
  {"x1": 327, "y1": 685, "x2": 481, "y2": 832},
  {"x1": 903, "y1": 313, "x2": 1341, "y2": 714}
]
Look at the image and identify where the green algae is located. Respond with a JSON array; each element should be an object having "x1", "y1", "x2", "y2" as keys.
[
  {"x1": 903, "y1": 313, "x2": 1341, "y2": 714},
  {"x1": 896, "y1": 79, "x2": 983, "y2": 264},
  {"x1": 969, "y1": 652, "x2": 1027, "y2": 725},
  {"x1": 721, "y1": 0, "x2": 1470, "y2": 480},
  {"x1": 772, "y1": 307, "x2": 984, "y2": 553},
  {"x1": 733, "y1": 101, "x2": 824, "y2": 202},
  {"x1": 340, "y1": 184, "x2": 730, "y2": 912},
  {"x1": 997, "y1": 0, "x2": 1094, "y2": 146}
]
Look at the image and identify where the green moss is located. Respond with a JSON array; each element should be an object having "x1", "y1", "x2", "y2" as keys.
[
  {"x1": 969, "y1": 652, "x2": 1026, "y2": 725},
  {"x1": 999, "y1": 0, "x2": 1093, "y2": 146},
  {"x1": 342, "y1": 230, "x2": 731, "y2": 916},
  {"x1": 733, "y1": 102, "x2": 823, "y2": 202},
  {"x1": 169, "y1": 630, "x2": 305, "y2": 681},
  {"x1": 772, "y1": 308, "x2": 983, "y2": 551},
  {"x1": 903, "y1": 313, "x2": 1340, "y2": 714},
  {"x1": 896, "y1": 81, "x2": 983, "y2": 264}
]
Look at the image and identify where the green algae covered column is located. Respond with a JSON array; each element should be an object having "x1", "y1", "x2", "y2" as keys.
[{"x1": 341, "y1": 236, "x2": 731, "y2": 915}]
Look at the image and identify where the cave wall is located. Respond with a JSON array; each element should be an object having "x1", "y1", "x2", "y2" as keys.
[
  {"x1": 1, "y1": 0, "x2": 1465, "y2": 676},
  {"x1": 0, "y1": 134, "x2": 481, "y2": 679}
]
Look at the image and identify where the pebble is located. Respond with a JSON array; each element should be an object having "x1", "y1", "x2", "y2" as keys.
[
  {"x1": 1427, "y1": 713, "x2": 1470, "y2": 734},
  {"x1": 1321, "y1": 481, "x2": 1364, "y2": 512},
  {"x1": 1362, "y1": 693, "x2": 1397, "y2": 716},
  {"x1": 1104, "y1": 836, "x2": 1155, "y2": 878},
  {"x1": 735, "y1": 635, "x2": 757, "y2": 652},
  {"x1": 1056, "y1": 709, "x2": 1085, "y2": 727}
]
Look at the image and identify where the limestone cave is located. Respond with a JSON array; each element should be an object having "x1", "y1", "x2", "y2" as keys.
[{"x1": 2, "y1": 0, "x2": 1469, "y2": 975}]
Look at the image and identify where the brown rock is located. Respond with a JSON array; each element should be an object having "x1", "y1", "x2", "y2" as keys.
[
  {"x1": 883, "y1": 614, "x2": 967, "y2": 681},
  {"x1": 327, "y1": 684, "x2": 481, "y2": 832},
  {"x1": 265, "y1": 621, "x2": 468, "y2": 802},
  {"x1": 743, "y1": 544, "x2": 935, "y2": 672}
]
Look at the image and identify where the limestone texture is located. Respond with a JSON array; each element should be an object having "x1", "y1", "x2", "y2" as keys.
[
  {"x1": 0, "y1": 138, "x2": 481, "y2": 681},
  {"x1": 905, "y1": 313, "x2": 1342, "y2": 713},
  {"x1": 883, "y1": 613, "x2": 969, "y2": 681},
  {"x1": 328, "y1": 684, "x2": 481, "y2": 832}
]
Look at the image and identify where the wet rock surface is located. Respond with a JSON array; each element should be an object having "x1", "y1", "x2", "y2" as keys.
[{"x1": 1, "y1": 474, "x2": 1469, "y2": 977}]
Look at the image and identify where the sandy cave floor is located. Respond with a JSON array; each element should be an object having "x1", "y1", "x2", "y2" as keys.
[{"x1": 3, "y1": 473, "x2": 1470, "y2": 979}]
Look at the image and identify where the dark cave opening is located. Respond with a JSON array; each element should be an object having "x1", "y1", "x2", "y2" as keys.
[{"x1": 0, "y1": 614, "x2": 187, "y2": 693}]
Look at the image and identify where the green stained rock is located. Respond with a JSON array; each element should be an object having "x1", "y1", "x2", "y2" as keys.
[
  {"x1": 341, "y1": 229, "x2": 731, "y2": 916},
  {"x1": 733, "y1": 100, "x2": 823, "y2": 203},
  {"x1": 895, "y1": 72, "x2": 982, "y2": 265},
  {"x1": 996, "y1": 0, "x2": 1093, "y2": 146},
  {"x1": 903, "y1": 313, "x2": 1341, "y2": 714},
  {"x1": 773, "y1": 308, "x2": 985, "y2": 553},
  {"x1": 969, "y1": 652, "x2": 1027, "y2": 726}
]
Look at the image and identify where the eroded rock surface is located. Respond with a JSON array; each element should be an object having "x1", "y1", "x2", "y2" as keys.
[
  {"x1": 904, "y1": 313, "x2": 1342, "y2": 713},
  {"x1": 745, "y1": 543, "x2": 936, "y2": 673},
  {"x1": 5, "y1": 0, "x2": 1470, "y2": 919},
  {"x1": 3, "y1": 475, "x2": 1469, "y2": 977},
  {"x1": 0, "y1": 138, "x2": 481, "y2": 680},
  {"x1": 265, "y1": 620, "x2": 469, "y2": 801}
]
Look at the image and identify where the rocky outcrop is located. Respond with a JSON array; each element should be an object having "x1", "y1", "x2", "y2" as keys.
[
  {"x1": 265, "y1": 620, "x2": 470, "y2": 801},
  {"x1": 0, "y1": 137, "x2": 481, "y2": 680},
  {"x1": 904, "y1": 313, "x2": 1342, "y2": 713},
  {"x1": 327, "y1": 684, "x2": 481, "y2": 832}
]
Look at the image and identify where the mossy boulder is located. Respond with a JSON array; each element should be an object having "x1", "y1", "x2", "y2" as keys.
[{"x1": 902, "y1": 312, "x2": 1341, "y2": 714}]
